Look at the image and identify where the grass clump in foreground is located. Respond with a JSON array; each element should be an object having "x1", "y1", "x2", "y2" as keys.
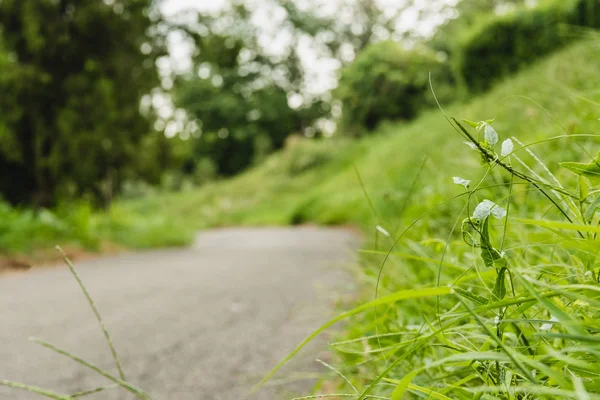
[
  {"x1": 258, "y1": 113, "x2": 600, "y2": 398},
  {"x1": 142, "y1": 40, "x2": 600, "y2": 398}
]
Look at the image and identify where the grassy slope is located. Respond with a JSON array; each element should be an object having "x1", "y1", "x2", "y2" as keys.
[
  {"x1": 122, "y1": 40, "x2": 600, "y2": 239},
  {"x1": 121, "y1": 41, "x2": 600, "y2": 395},
  {"x1": 8, "y1": 41, "x2": 598, "y2": 266}
]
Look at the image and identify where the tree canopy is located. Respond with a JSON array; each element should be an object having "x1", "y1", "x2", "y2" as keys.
[{"x1": 0, "y1": 0, "x2": 166, "y2": 206}]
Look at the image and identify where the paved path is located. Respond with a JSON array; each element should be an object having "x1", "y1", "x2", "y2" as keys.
[{"x1": 0, "y1": 227, "x2": 360, "y2": 400}]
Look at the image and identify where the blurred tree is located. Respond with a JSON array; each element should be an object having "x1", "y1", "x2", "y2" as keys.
[
  {"x1": 335, "y1": 40, "x2": 455, "y2": 133},
  {"x1": 170, "y1": 2, "x2": 334, "y2": 176},
  {"x1": 170, "y1": 0, "x2": 403, "y2": 177},
  {"x1": 0, "y1": 0, "x2": 167, "y2": 206},
  {"x1": 431, "y1": 0, "x2": 530, "y2": 53}
]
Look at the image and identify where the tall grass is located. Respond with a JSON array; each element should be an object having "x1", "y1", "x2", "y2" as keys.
[
  {"x1": 3, "y1": 40, "x2": 600, "y2": 399},
  {"x1": 256, "y1": 109, "x2": 600, "y2": 398}
]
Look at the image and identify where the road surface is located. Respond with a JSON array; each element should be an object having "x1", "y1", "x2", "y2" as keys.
[{"x1": 0, "y1": 227, "x2": 360, "y2": 400}]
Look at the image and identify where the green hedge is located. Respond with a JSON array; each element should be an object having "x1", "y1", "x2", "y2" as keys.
[
  {"x1": 457, "y1": 0, "x2": 600, "y2": 93},
  {"x1": 335, "y1": 41, "x2": 454, "y2": 134}
]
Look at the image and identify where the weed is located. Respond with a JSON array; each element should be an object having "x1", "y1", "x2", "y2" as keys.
[
  {"x1": 258, "y1": 110, "x2": 600, "y2": 398},
  {"x1": 0, "y1": 247, "x2": 156, "y2": 399}
]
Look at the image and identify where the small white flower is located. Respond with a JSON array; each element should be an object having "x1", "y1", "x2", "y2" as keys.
[
  {"x1": 490, "y1": 204, "x2": 507, "y2": 220},
  {"x1": 453, "y1": 176, "x2": 470, "y2": 189},
  {"x1": 501, "y1": 139, "x2": 514, "y2": 157},
  {"x1": 484, "y1": 123, "x2": 498, "y2": 147},
  {"x1": 376, "y1": 225, "x2": 390, "y2": 237},
  {"x1": 493, "y1": 316, "x2": 500, "y2": 326},
  {"x1": 472, "y1": 199, "x2": 506, "y2": 220},
  {"x1": 540, "y1": 315, "x2": 559, "y2": 332},
  {"x1": 464, "y1": 141, "x2": 478, "y2": 150}
]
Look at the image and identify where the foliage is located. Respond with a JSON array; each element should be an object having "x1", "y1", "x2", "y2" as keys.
[
  {"x1": 175, "y1": 76, "x2": 326, "y2": 176},
  {"x1": 109, "y1": 40, "x2": 600, "y2": 397},
  {"x1": 456, "y1": 0, "x2": 600, "y2": 92},
  {"x1": 335, "y1": 41, "x2": 454, "y2": 134},
  {"x1": 258, "y1": 41, "x2": 600, "y2": 398},
  {"x1": 170, "y1": 0, "x2": 405, "y2": 177},
  {"x1": 119, "y1": 40, "x2": 600, "y2": 236},
  {"x1": 0, "y1": 0, "x2": 167, "y2": 206},
  {"x1": 0, "y1": 200, "x2": 193, "y2": 256},
  {"x1": 170, "y1": 3, "x2": 332, "y2": 177},
  {"x1": 4, "y1": 32, "x2": 600, "y2": 400},
  {"x1": 431, "y1": 0, "x2": 529, "y2": 54}
]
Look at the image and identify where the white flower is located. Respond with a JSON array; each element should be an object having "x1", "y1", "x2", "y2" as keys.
[
  {"x1": 484, "y1": 123, "x2": 498, "y2": 147},
  {"x1": 464, "y1": 141, "x2": 478, "y2": 150},
  {"x1": 472, "y1": 199, "x2": 507, "y2": 220},
  {"x1": 376, "y1": 225, "x2": 390, "y2": 237},
  {"x1": 501, "y1": 139, "x2": 514, "y2": 157},
  {"x1": 490, "y1": 204, "x2": 507, "y2": 220},
  {"x1": 453, "y1": 176, "x2": 470, "y2": 189},
  {"x1": 540, "y1": 315, "x2": 559, "y2": 332}
]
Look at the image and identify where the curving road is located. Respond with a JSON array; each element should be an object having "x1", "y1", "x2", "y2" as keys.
[{"x1": 0, "y1": 227, "x2": 360, "y2": 400}]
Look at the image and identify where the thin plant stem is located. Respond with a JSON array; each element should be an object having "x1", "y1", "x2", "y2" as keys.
[
  {"x1": 0, "y1": 380, "x2": 73, "y2": 400},
  {"x1": 55, "y1": 246, "x2": 126, "y2": 381}
]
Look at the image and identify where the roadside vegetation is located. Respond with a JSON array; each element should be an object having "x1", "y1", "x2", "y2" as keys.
[
  {"x1": 132, "y1": 39, "x2": 600, "y2": 398},
  {"x1": 4, "y1": 0, "x2": 600, "y2": 398}
]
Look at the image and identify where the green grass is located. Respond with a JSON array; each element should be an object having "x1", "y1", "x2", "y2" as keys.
[
  {"x1": 121, "y1": 40, "x2": 600, "y2": 238},
  {"x1": 9, "y1": 40, "x2": 599, "y2": 263},
  {"x1": 120, "y1": 39, "x2": 600, "y2": 398},
  {"x1": 0, "y1": 200, "x2": 193, "y2": 260},
  {"x1": 4, "y1": 39, "x2": 600, "y2": 399}
]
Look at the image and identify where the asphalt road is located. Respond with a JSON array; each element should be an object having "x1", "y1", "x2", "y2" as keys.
[{"x1": 0, "y1": 227, "x2": 360, "y2": 400}]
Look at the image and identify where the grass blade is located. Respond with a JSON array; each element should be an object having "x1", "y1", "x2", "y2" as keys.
[
  {"x1": 253, "y1": 286, "x2": 453, "y2": 391},
  {"x1": 55, "y1": 246, "x2": 126, "y2": 381},
  {"x1": 390, "y1": 371, "x2": 418, "y2": 400},
  {"x1": 31, "y1": 338, "x2": 153, "y2": 400},
  {"x1": 0, "y1": 380, "x2": 73, "y2": 399}
]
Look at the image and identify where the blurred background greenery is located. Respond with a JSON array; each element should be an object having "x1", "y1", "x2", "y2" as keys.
[{"x1": 0, "y1": 0, "x2": 599, "y2": 258}]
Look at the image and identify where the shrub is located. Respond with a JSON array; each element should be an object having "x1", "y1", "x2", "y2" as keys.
[
  {"x1": 457, "y1": 0, "x2": 600, "y2": 93},
  {"x1": 280, "y1": 136, "x2": 342, "y2": 176},
  {"x1": 335, "y1": 41, "x2": 454, "y2": 134}
]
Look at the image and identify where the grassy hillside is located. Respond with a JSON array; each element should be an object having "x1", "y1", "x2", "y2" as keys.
[
  {"x1": 3, "y1": 39, "x2": 600, "y2": 398},
  {"x1": 123, "y1": 40, "x2": 600, "y2": 239},
  {"x1": 123, "y1": 40, "x2": 600, "y2": 398}
]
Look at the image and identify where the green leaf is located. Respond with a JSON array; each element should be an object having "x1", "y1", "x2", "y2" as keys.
[
  {"x1": 580, "y1": 175, "x2": 590, "y2": 202},
  {"x1": 493, "y1": 267, "x2": 507, "y2": 300},
  {"x1": 514, "y1": 271, "x2": 589, "y2": 337},
  {"x1": 560, "y1": 152, "x2": 600, "y2": 186},
  {"x1": 479, "y1": 218, "x2": 504, "y2": 268},
  {"x1": 461, "y1": 118, "x2": 479, "y2": 128},
  {"x1": 408, "y1": 383, "x2": 453, "y2": 400},
  {"x1": 584, "y1": 196, "x2": 600, "y2": 222},
  {"x1": 455, "y1": 287, "x2": 489, "y2": 305},
  {"x1": 391, "y1": 371, "x2": 418, "y2": 400},
  {"x1": 518, "y1": 218, "x2": 600, "y2": 233}
]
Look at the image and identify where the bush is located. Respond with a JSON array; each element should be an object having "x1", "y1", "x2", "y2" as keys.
[
  {"x1": 280, "y1": 136, "x2": 341, "y2": 176},
  {"x1": 335, "y1": 41, "x2": 454, "y2": 134},
  {"x1": 457, "y1": 0, "x2": 600, "y2": 93}
]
